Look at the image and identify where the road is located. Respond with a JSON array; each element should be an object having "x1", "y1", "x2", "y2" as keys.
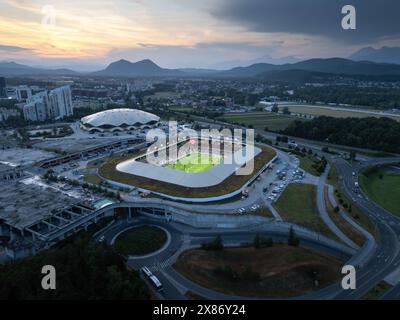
[
  {"x1": 96, "y1": 214, "x2": 356, "y2": 300},
  {"x1": 331, "y1": 157, "x2": 400, "y2": 299}
]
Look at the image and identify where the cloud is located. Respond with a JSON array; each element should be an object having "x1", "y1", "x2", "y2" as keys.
[
  {"x1": 0, "y1": 44, "x2": 32, "y2": 52},
  {"x1": 211, "y1": 0, "x2": 400, "y2": 44}
]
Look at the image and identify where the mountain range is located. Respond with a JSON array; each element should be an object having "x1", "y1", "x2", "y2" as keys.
[
  {"x1": 0, "y1": 61, "x2": 77, "y2": 76},
  {"x1": 2, "y1": 55, "x2": 400, "y2": 80},
  {"x1": 349, "y1": 46, "x2": 400, "y2": 65}
]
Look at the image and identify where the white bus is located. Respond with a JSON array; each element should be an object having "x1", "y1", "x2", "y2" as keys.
[
  {"x1": 141, "y1": 267, "x2": 163, "y2": 292},
  {"x1": 149, "y1": 275, "x2": 163, "y2": 292},
  {"x1": 140, "y1": 266, "x2": 153, "y2": 278}
]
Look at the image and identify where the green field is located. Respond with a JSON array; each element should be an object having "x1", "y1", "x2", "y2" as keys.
[
  {"x1": 274, "y1": 183, "x2": 334, "y2": 237},
  {"x1": 280, "y1": 104, "x2": 400, "y2": 121},
  {"x1": 166, "y1": 152, "x2": 221, "y2": 173},
  {"x1": 359, "y1": 167, "x2": 400, "y2": 217},
  {"x1": 218, "y1": 112, "x2": 304, "y2": 131},
  {"x1": 84, "y1": 173, "x2": 102, "y2": 185},
  {"x1": 114, "y1": 226, "x2": 167, "y2": 256},
  {"x1": 298, "y1": 155, "x2": 322, "y2": 176}
]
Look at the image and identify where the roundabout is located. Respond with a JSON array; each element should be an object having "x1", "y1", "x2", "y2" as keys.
[{"x1": 112, "y1": 225, "x2": 170, "y2": 257}]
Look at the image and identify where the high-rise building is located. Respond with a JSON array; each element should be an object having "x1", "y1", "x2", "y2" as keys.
[
  {"x1": 22, "y1": 85, "x2": 74, "y2": 122},
  {"x1": 16, "y1": 85, "x2": 33, "y2": 101},
  {"x1": 0, "y1": 77, "x2": 6, "y2": 98},
  {"x1": 50, "y1": 86, "x2": 73, "y2": 118}
]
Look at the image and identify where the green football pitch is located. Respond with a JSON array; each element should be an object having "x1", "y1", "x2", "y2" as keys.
[{"x1": 166, "y1": 153, "x2": 222, "y2": 173}]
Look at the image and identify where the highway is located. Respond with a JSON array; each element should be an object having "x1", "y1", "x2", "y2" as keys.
[{"x1": 331, "y1": 157, "x2": 400, "y2": 299}]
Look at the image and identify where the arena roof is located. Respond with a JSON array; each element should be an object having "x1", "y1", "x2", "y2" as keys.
[{"x1": 81, "y1": 108, "x2": 160, "y2": 128}]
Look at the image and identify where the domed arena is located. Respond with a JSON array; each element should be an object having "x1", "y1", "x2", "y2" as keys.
[{"x1": 80, "y1": 108, "x2": 160, "y2": 133}]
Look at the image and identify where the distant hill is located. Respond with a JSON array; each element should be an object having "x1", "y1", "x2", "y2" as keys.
[
  {"x1": 350, "y1": 47, "x2": 400, "y2": 65},
  {"x1": 256, "y1": 69, "x2": 340, "y2": 83},
  {"x1": 0, "y1": 61, "x2": 77, "y2": 76},
  {"x1": 92, "y1": 59, "x2": 183, "y2": 77},
  {"x1": 217, "y1": 58, "x2": 400, "y2": 78},
  {"x1": 179, "y1": 68, "x2": 218, "y2": 75},
  {"x1": 217, "y1": 63, "x2": 276, "y2": 77}
]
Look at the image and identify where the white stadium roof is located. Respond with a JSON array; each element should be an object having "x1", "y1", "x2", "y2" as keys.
[{"x1": 81, "y1": 108, "x2": 160, "y2": 127}]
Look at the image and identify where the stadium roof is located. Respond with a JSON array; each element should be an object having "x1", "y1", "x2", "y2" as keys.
[{"x1": 81, "y1": 108, "x2": 159, "y2": 127}]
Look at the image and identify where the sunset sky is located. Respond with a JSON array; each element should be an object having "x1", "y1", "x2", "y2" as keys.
[{"x1": 1, "y1": 0, "x2": 399, "y2": 70}]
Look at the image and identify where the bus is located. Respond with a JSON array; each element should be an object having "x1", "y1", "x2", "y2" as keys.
[
  {"x1": 149, "y1": 275, "x2": 163, "y2": 292},
  {"x1": 140, "y1": 266, "x2": 153, "y2": 278},
  {"x1": 140, "y1": 267, "x2": 163, "y2": 292}
]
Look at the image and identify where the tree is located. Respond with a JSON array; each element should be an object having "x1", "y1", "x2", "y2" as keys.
[
  {"x1": 282, "y1": 106, "x2": 290, "y2": 115},
  {"x1": 253, "y1": 234, "x2": 261, "y2": 249},
  {"x1": 202, "y1": 235, "x2": 224, "y2": 251},
  {"x1": 271, "y1": 105, "x2": 279, "y2": 113},
  {"x1": 334, "y1": 206, "x2": 340, "y2": 213},
  {"x1": 288, "y1": 227, "x2": 300, "y2": 247}
]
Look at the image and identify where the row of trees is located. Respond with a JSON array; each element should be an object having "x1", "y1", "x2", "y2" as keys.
[
  {"x1": 288, "y1": 85, "x2": 400, "y2": 109},
  {"x1": 284, "y1": 116, "x2": 400, "y2": 153},
  {"x1": 201, "y1": 227, "x2": 300, "y2": 251}
]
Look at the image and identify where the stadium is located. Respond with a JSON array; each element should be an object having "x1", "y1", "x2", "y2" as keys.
[
  {"x1": 99, "y1": 136, "x2": 278, "y2": 201},
  {"x1": 80, "y1": 108, "x2": 160, "y2": 133}
]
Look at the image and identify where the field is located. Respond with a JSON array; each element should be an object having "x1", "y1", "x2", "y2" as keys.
[
  {"x1": 144, "y1": 91, "x2": 180, "y2": 101},
  {"x1": 280, "y1": 104, "x2": 400, "y2": 121},
  {"x1": 218, "y1": 112, "x2": 304, "y2": 131},
  {"x1": 84, "y1": 173, "x2": 102, "y2": 185},
  {"x1": 274, "y1": 183, "x2": 334, "y2": 237},
  {"x1": 173, "y1": 246, "x2": 342, "y2": 298},
  {"x1": 298, "y1": 155, "x2": 322, "y2": 176},
  {"x1": 359, "y1": 167, "x2": 400, "y2": 217},
  {"x1": 166, "y1": 152, "x2": 221, "y2": 173},
  {"x1": 114, "y1": 226, "x2": 167, "y2": 256}
]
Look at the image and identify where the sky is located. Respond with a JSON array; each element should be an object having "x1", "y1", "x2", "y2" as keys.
[{"x1": 0, "y1": 0, "x2": 399, "y2": 70}]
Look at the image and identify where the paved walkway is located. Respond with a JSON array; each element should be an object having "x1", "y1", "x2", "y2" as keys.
[{"x1": 316, "y1": 165, "x2": 359, "y2": 250}]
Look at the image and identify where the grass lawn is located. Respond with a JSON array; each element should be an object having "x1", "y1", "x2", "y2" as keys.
[
  {"x1": 327, "y1": 164, "x2": 375, "y2": 236},
  {"x1": 359, "y1": 167, "x2": 400, "y2": 217},
  {"x1": 362, "y1": 281, "x2": 392, "y2": 300},
  {"x1": 324, "y1": 187, "x2": 365, "y2": 247},
  {"x1": 280, "y1": 104, "x2": 400, "y2": 121},
  {"x1": 298, "y1": 155, "x2": 322, "y2": 176},
  {"x1": 99, "y1": 146, "x2": 276, "y2": 198},
  {"x1": 217, "y1": 112, "x2": 305, "y2": 131},
  {"x1": 114, "y1": 226, "x2": 167, "y2": 256},
  {"x1": 274, "y1": 183, "x2": 334, "y2": 237},
  {"x1": 173, "y1": 245, "x2": 342, "y2": 298},
  {"x1": 166, "y1": 153, "x2": 221, "y2": 173},
  {"x1": 84, "y1": 173, "x2": 102, "y2": 185}
]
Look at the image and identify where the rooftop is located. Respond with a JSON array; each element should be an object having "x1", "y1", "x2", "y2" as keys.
[{"x1": 0, "y1": 180, "x2": 77, "y2": 230}]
